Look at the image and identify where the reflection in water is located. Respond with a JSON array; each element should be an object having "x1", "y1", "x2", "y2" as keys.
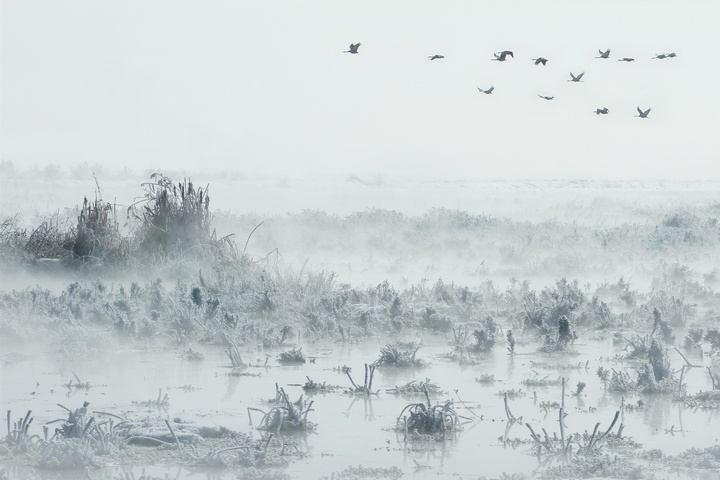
[
  {"x1": 2, "y1": 336, "x2": 719, "y2": 479},
  {"x1": 345, "y1": 395, "x2": 375, "y2": 422}
]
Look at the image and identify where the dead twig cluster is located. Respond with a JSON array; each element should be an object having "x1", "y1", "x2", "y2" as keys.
[{"x1": 345, "y1": 363, "x2": 378, "y2": 396}]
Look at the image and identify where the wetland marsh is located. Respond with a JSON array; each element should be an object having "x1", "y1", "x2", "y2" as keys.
[{"x1": 1, "y1": 172, "x2": 720, "y2": 480}]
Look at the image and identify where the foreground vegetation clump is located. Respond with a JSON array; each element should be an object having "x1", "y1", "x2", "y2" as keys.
[
  {"x1": 538, "y1": 455, "x2": 644, "y2": 480},
  {"x1": 248, "y1": 386, "x2": 316, "y2": 433},
  {"x1": 2, "y1": 402, "x2": 296, "y2": 475},
  {"x1": 396, "y1": 387, "x2": 460, "y2": 440}
]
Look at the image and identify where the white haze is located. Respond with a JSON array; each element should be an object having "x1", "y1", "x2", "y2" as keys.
[{"x1": 2, "y1": 0, "x2": 720, "y2": 180}]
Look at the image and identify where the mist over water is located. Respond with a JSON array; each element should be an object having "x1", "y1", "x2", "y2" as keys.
[{"x1": 2, "y1": 167, "x2": 720, "y2": 480}]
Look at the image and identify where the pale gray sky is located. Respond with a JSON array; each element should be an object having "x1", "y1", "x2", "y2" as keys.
[{"x1": 2, "y1": 0, "x2": 719, "y2": 179}]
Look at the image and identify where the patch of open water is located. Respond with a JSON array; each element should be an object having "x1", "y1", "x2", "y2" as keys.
[{"x1": 2, "y1": 333, "x2": 718, "y2": 479}]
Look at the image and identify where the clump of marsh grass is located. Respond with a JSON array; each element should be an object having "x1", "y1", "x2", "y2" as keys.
[
  {"x1": 68, "y1": 195, "x2": 128, "y2": 267},
  {"x1": 302, "y1": 377, "x2": 341, "y2": 394},
  {"x1": 375, "y1": 343, "x2": 424, "y2": 368},
  {"x1": 525, "y1": 408, "x2": 623, "y2": 462},
  {"x1": 277, "y1": 347, "x2": 305, "y2": 365},
  {"x1": 6, "y1": 402, "x2": 132, "y2": 467},
  {"x1": 538, "y1": 455, "x2": 643, "y2": 480},
  {"x1": 130, "y1": 174, "x2": 212, "y2": 253},
  {"x1": 597, "y1": 367, "x2": 637, "y2": 393},
  {"x1": 475, "y1": 374, "x2": 496, "y2": 384},
  {"x1": 451, "y1": 316, "x2": 499, "y2": 352},
  {"x1": 4, "y1": 410, "x2": 37, "y2": 454},
  {"x1": 538, "y1": 315, "x2": 577, "y2": 353},
  {"x1": 247, "y1": 387, "x2": 315, "y2": 433},
  {"x1": 396, "y1": 386, "x2": 461, "y2": 440}
]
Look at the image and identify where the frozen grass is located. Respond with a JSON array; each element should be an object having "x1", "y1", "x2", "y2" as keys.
[
  {"x1": 396, "y1": 386, "x2": 461, "y2": 440},
  {"x1": 2, "y1": 402, "x2": 297, "y2": 476},
  {"x1": 248, "y1": 386, "x2": 316, "y2": 433},
  {"x1": 320, "y1": 465, "x2": 403, "y2": 480},
  {"x1": 277, "y1": 347, "x2": 305, "y2": 365},
  {"x1": 375, "y1": 344, "x2": 425, "y2": 368}
]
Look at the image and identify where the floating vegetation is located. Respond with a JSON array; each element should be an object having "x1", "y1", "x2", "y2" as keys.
[
  {"x1": 521, "y1": 373, "x2": 562, "y2": 388},
  {"x1": 277, "y1": 347, "x2": 306, "y2": 365},
  {"x1": 475, "y1": 374, "x2": 496, "y2": 384},
  {"x1": 497, "y1": 389, "x2": 525, "y2": 399},
  {"x1": 302, "y1": 376, "x2": 341, "y2": 394},
  {"x1": 396, "y1": 387, "x2": 460, "y2": 441},
  {"x1": 320, "y1": 465, "x2": 403, "y2": 480},
  {"x1": 530, "y1": 360, "x2": 589, "y2": 371},
  {"x1": 248, "y1": 386, "x2": 316, "y2": 433},
  {"x1": 182, "y1": 347, "x2": 205, "y2": 361},
  {"x1": 375, "y1": 344, "x2": 424, "y2": 368},
  {"x1": 133, "y1": 389, "x2": 170, "y2": 409},
  {"x1": 538, "y1": 455, "x2": 643, "y2": 480},
  {"x1": 386, "y1": 379, "x2": 443, "y2": 396},
  {"x1": 683, "y1": 390, "x2": 720, "y2": 409},
  {"x1": 62, "y1": 373, "x2": 92, "y2": 390}
]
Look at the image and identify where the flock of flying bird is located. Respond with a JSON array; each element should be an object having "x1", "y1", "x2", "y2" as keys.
[{"x1": 344, "y1": 43, "x2": 678, "y2": 119}]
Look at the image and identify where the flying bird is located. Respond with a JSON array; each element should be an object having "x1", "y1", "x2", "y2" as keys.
[
  {"x1": 635, "y1": 107, "x2": 651, "y2": 118},
  {"x1": 532, "y1": 57, "x2": 548, "y2": 65},
  {"x1": 652, "y1": 53, "x2": 667, "y2": 59},
  {"x1": 595, "y1": 107, "x2": 609, "y2": 115},
  {"x1": 568, "y1": 72, "x2": 585, "y2": 82},
  {"x1": 538, "y1": 94, "x2": 554, "y2": 100},
  {"x1": 478, "y1": 86, "x2": 494, "y2": 94},
  {"x1": 492, "y1": 50, "x2": 514, "y2": 61},
  {"x1": 618, "y1": 57, "x2": 635, "y2": 62},
  {"x1": 597, "y1": 49, "x2": 611, "y2": 59},
  {"x1": 666, "y1": 52, "x2": 677, "y2": 57},
  {"x1": 428, "y1": 54, "x2": 445, "y2": 60},
  {"x1": 344, "y1": 43, "x2": 361, "y2": 54}
]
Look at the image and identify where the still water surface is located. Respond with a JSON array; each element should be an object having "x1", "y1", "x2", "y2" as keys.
[{"x1": 2, "y1": 334, "x2": 718, "y2": 479}]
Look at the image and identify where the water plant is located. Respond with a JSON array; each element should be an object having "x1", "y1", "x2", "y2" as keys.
[
  {"x1": 345, "y1": 363, "x2": 378, "y2": 396},
  {"x1": 277, "y1": 347, "x2": 306, "y2": 365},
  {"x1": 386, "y1": 379, "x2": 443, "y2": 396},
  {"x1": 247, "y1": 386, "x2": 315, "y2": 433},
  {"x1": 375, "y1": 343, "x2": 424, "y2": 368},
  {"x1": 396, "y1": 386, "x2": 460, "y2": 440}
]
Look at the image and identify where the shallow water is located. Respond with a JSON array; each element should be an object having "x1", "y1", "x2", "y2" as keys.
[{"x1": 2, "y1": 332, "x2": 718, "y2": 479}]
